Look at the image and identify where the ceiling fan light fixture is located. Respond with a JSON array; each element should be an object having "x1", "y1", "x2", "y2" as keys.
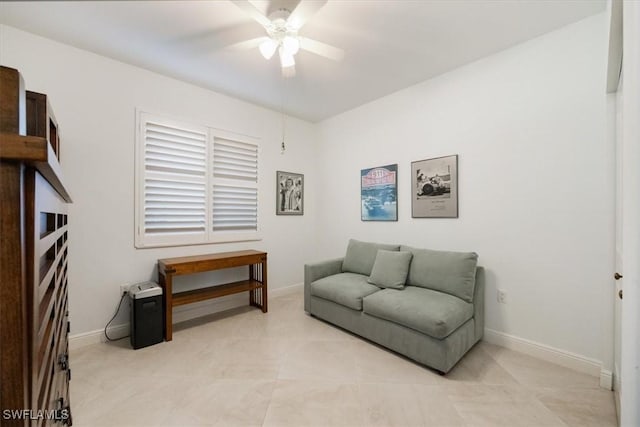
[
  {"x1": 259, "y1": 38, "x2": 278, "y2": 59},
  {"x1": 279, "y1": 47, "x2": 295, "y2": 68},
  {"x1": 282, "y1": 36, "x2": 300, "y2": 56}
]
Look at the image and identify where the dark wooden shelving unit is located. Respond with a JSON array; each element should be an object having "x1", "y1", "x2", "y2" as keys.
[{"x1": 0, "y1": 66, "x2": 73, "y2": 426}]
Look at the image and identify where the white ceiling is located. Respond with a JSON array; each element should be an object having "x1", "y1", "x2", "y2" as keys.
[{"x1": 0, "y1": 0, "x2": 605, "y2": 122}]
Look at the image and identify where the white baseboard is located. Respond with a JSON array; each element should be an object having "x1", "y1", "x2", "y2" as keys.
[
  {"x1": 614, "y1": 364, "x2": 621, "y2": 391},
  {"x1": 600, "y1": 369, "x2": 613, "y2": 390},
  {"x1": 271, "y1": 282, "x2": 303, "y2": 297},
  {"x1": 69, "y1": 324, "x2": 129, "y2": 350},
  {"x1": 69, "y1": 283, "x2": 304, "y2": 351},
  {"x1": 483, "y1": 328, "x2": 611, "y2": 389}
]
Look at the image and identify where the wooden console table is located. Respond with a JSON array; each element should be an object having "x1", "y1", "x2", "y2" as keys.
[{"x1": 157, "y1": 250, "x2": 267, "y2": 341}]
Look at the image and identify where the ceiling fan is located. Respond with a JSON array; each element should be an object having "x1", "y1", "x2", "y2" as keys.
[{"x1": 230, "y1": 0, "x2": 344, "y2": 77}]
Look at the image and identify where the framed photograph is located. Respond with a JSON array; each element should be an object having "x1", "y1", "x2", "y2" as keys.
[
  {"x1": 276, "y1": 171, "x2": 304, "y2": 215},
  {"x1": 411, "y1": 155, "x2": 458, "y2": 218},
  {"x1": 361, "y1": 164, "x2": 398, "y2": 221}
]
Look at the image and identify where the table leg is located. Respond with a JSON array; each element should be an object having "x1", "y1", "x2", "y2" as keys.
[
  {"x1": 249, "y1": 264, "x2": 255, "y2": 307},
  {"x1": 158, "y1": 270, "x2": 173, "y2": 341},
  {"x1": 262, "y1": 259, "x2": 268, "y2": 313}
]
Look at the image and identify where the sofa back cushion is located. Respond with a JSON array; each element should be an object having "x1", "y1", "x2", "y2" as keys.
[
  {"x1": 401, "y1": 245, "x2": 478, "y2": 303},
  {"x1": 342, "y1": 239, "x2": 400, "y2": 276},
  {"x1": 367, "y1": 250, "x2": 413, "y2": 289}
]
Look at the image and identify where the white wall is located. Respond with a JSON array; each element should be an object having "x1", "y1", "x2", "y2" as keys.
[
  {"x1": 315, "y1": 14, "x2": 612, "y2": 363},
  {"x1": 0, "y1": 25, "x2": 318, "y2": 335}
]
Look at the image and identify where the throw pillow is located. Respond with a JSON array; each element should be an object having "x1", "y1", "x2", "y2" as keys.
[{"x1": 367, "y1": 249, "x2": 413, "y2": 289}]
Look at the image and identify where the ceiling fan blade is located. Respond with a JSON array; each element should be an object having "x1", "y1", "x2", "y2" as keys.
[
  {"x1": 225, "y1": 37, "x2": 267, "y2": 51},
  {"x1": 176, "y1": 23, "x2": 266, "y2": 53},
  {"x1": 231, "y1": 0, "x2": 272, "y2": 28},
  {"x1": 286, "y1": 0, "x2": 328, "y2": 30},
  {"x1": 299, "y1": 37, "x2": 344, "y2": 61}
]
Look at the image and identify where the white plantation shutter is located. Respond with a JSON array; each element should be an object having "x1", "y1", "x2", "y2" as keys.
[
  {"x1": 136, "y1": 113, "x2": 209, "y2": 247},
  {"x1": 144, "y1": 178, "x2": 206, "y2": 234},
  {"x1": 212, "y1": 138, "x2": 258, "y2": 234},
  {"x1": 135, "y1": 111, "x2": 260, "y2": 248}
]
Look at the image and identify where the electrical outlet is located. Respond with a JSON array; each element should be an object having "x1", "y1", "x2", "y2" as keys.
[
  {"x1": 497, "y1": 289, "x2": 507, "y2": 304},
  {"x1": 120, "y1": 283, "x2": 131, "y2": 296}
]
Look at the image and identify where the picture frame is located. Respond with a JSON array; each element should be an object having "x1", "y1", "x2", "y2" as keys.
[
  {"x1": 361, "y1": 164, "x2": 398, "y2": 221},
  {"x1": 411, "y1": 154, "x2": 458, "y2": 218},
  {"x1": 276, "y1": 171, "x2": 304, "y2": 215}
]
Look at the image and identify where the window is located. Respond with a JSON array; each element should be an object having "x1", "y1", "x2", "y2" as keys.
[{"x1": 135, "y1": 111, "x2": 259, "y2": 248}]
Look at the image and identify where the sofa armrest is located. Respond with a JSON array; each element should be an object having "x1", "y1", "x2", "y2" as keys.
[
  {"x1": 473, "y1": 266, "x2": 485, "y2": 340},
  {"x1": 304, "y1": 258, "x2": 344, "y2": 312}
]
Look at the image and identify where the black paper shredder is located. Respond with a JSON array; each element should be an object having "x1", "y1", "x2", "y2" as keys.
[{"x1": 128, "y1": 282, "x2": 163, "y2": 349}]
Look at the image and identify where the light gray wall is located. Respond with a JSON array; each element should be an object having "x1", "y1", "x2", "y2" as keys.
[{"x1": 315, "y1": 14, "x2": 612, "y2": 363}]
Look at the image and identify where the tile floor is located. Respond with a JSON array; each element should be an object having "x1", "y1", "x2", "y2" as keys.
[{"x1": 70, "y1": 291, "x2": 617, "y2": 426}]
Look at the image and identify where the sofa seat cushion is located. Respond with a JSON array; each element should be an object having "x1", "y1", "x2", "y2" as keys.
[
  {"x1": 311, "y1": 273, "x2": 381, "y2": 311},
  {"x1": 363, "y1": 286, "x2": 473, "y2": 339}
]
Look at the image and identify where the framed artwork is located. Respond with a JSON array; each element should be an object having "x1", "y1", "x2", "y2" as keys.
[
  {"x1": 361, "y1": 164, "x2": 398, "y2": 221},
  {"x1": 276, "y1": 171, "x2": 304, "y2": 215},
  {"x1": 411, "y1": 154, "x2": 458, "y2": 218}
]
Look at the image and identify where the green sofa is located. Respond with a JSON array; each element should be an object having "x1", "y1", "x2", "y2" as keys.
[{"x1": 304, "y1": 239, "x2": 485, "y2": 374}]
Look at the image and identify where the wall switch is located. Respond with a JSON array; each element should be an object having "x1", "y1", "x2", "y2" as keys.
[{"x1": 497, "y1": 289, "x2": 507, "y2": 304}]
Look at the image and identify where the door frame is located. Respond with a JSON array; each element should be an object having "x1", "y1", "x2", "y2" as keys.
[{"x1": 618, "y1": 1, "x2": 640, "y2": 426}]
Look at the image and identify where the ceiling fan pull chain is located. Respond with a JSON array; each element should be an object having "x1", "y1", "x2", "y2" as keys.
[{"x1": 281, "y1": 76, "x2": 286, "y2": 155}]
